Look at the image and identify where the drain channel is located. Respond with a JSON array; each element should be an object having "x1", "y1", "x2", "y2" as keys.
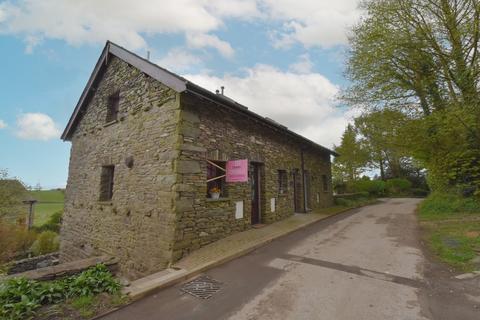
[{"x1": 180, "y1": 275, "x2": 222, "y2": 299}]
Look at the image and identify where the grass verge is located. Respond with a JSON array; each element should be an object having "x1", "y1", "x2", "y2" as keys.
[{"x1": 418, "y1": 192, "x2": 480, "y2": 272}]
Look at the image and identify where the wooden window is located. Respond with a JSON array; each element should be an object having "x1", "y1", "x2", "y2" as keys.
[
  {"x1": 278, "y1": 170, "x2": 288, "y2": 194},
  {"x1": 322, "y1": 174, "x2": 329, "y2": 192},
  {"x1": 207, "y1": 160, "x2": 227, "y2": 198},
  {"x1": 106, "y1": 91, "x2": 120, "y2": 123},
  {"x1": 99, "y1": 165, "x2": 115, "y2": 201}
]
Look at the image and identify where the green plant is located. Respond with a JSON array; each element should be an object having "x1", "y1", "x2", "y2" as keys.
[
  {"x1": 0, "y1": 264, "x2": 121, "y2": 320},
  {"x1": 30, "y1": 231, "x2": 59, "y2": 256},
  {"x1": 348, "y1": 179, "x2": 386, "y2": 196},
  {"x1": 33, "y1": 210, "x2": 62, "y2": 233},
  {"x1": 386, "y1": 178, "x2": 412, "y2": 195},
  {"x1": 0, "y1": 221, "x2": 37, "y2": 263},
  {"x1": 411, "y1": 188, "x2": 429, "y2": 197},
  {"x1": 419, "y1": 192, "x2": 480, "y2": 220},
  {"x1": 71, "y1": 295, "x2": 95, "y2": 318},
  {"x1": 66, "y1": 264, "x2": 121, "y2": 297}
]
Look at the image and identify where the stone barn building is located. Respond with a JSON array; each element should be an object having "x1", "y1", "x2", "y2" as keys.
[{"x1": 60, "y1": 41, "x2": 337, "y2": 279}]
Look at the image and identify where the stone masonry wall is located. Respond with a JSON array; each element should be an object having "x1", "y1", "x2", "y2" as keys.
[
  {"x1": 60, "y1": 57, "x2": 180, "y2": 280},
  {"x1": 171, "y1": 93, "x2": 333, "y2": 260}
]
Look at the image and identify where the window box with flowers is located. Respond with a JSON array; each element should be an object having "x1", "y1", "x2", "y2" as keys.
[{"x1": 209, "y1": 186, "x2": 221, "y2": 199}]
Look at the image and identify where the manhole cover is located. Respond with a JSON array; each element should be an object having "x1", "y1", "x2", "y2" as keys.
[{"x1": 180, "y1": 275, "x2": 222, "y2": 299}]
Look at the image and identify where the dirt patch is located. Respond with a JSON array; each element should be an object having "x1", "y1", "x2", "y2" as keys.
[{"x1": 465, "y1": 231, "x2": 480, "y2": 238}]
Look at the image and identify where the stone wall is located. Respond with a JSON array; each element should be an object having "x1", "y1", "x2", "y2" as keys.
[
  {"x1": 171, "y1": 93, "x2": 334, "y2": 260},
  {"x1": 7, "y1": 253, "x2": 59, "y2": 275},
  {"x1": 60, "y1": 57, "x2": 180, "y2": 279}
]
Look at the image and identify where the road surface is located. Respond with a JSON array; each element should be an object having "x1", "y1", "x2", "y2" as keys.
[{"x1": 103, "y1": 198, "x2": 480, "y2": 320}]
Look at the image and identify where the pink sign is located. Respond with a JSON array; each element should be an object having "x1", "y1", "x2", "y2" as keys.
[{"x1": 226, "y1": 159, "x2": 248, "y2": 183}]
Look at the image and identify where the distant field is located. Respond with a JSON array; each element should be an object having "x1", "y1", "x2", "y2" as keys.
[{"x1": 30, "y1": 189, "x2": 65, "y2": 226}]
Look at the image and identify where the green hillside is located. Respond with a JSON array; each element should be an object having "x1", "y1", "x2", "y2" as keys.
[{"x1": 30, "y1": 189, "x2": 65, "y2": 226}]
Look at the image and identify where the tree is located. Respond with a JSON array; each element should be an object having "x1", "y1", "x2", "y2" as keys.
[
  {"x1": 355, "y1": 109, "x2": 410, "y2": 179},
  {"x1": 0, "y1": 169, "x2": 29, "y2": 219},
  {"x1": 333, "y1": 124, "x2": 370, "y2": 182},
  {"x1": 343, "y1": 0, "x2": 480, "y2": 194}
]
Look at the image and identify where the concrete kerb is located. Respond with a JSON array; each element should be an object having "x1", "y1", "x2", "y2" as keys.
[{"x1": 92, "y1": 204, "x2": 367, "y2": 319}]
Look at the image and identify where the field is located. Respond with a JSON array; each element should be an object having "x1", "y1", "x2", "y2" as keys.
[
  {"x1": 30, "y1": 189, "x2": 65, "y2": 226},
  {"x1": 418, "y1": 193, "x2": 480, "y2": 272}
]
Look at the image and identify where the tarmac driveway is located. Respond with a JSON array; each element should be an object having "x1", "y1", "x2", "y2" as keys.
[{"x1": 103, "y1": 198, "x2": 480, "y2": 320}]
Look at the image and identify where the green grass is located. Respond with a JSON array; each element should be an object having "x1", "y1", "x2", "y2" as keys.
[
  {"x1": 30, "y1": 189, "x2": 65, "y2": 203},
  {"x1": 70, "y1": 295, "x2": 95, "y2": 318},
  {"x1": 30, "y1": 189, "x2": 64, "y2": 227},
  {"x1": 419, "y1": 192, "x2": 480, "y2": 271}
]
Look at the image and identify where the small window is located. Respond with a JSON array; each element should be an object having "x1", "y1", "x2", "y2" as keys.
[
  {"x1": 106, "y1": 91, "x2": 120, "y2": 123},
  {"x1": 207, "y1": 160, "x2": 227, "y2": 198},
  {"x1": 99, "y1": 165, "x2": 115, "y2": 201},
  {"x1": 278, "y1": 170, "x2": 288, "y2": 194},
  {"x1": 322, "y1": 174, "x2": 329, "y2": 192}
]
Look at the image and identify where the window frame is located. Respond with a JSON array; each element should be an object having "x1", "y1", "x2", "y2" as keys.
[
  {"x1": 278, "y1": 169, "x2": 288, "y2": 195},
  {"x1": 206, "y1": 160, "x2": 227, "y2": 198},
  {"x1": 99, "y1": 165, "x2": 115, "y2": 201},
  {"x1": 106, "y1": 91, "x2": 120, "y2": 123},
  {"x1": 322, "y1": 174, "x2": 329, "y2": 192}
]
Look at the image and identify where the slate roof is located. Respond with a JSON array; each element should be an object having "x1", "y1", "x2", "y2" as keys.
[{"x1": 61, "y1": 41, "x2": 338, "y2": 156}]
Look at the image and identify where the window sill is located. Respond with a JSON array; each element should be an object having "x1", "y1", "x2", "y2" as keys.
[
  {"x1": 97, "y1": 201, "x2": 113, "y2": 206},
  {"x1": 206, "y1": 197, "x2": 230, "y2": 203},
  {"x1": 103, "y1": 120, "x2": 118, "y2": 127}
]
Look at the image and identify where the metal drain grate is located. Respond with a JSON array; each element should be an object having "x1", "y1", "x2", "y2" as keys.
[{"x1": 180, "y1": 275, "x2": 222, "y2": 299}]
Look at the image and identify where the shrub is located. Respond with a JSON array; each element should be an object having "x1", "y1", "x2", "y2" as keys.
[
  {"x1": 418, "y1": 192, "x2": 480, "y2": 219},
  {"x1": 411, "y1": 188, "x2": 429, "y2": 197},
  {"x1": 334, "y1": 198, "x2": 352, "y2": 207},
  {"x1": 348, "y1": 179, "x2": 386, "y2": 196},
  {"x1": 0, "y1": 264, "x2": 121, "y2": 320},
  {"x1": 386, "y1": 178, "x2": 412, "y2": 195},
  {"x1": 36, "y1": 211, "x2": 62, "y2": 233},
  {"x1": 30, "y1": 231, "x2": 59, "y2": 256},
  {"x1": 0, "y1": 221, "x2": 37, "y2": 263}
]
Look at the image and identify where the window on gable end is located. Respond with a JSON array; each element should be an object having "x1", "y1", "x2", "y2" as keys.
[{"x1": 106, "y1": 91, "x2": 120, "y2": 123}]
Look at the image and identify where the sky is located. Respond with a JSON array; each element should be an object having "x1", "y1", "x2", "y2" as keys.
[{"x1": 0, "y1": 0, "x2": 361, "y2": 189}]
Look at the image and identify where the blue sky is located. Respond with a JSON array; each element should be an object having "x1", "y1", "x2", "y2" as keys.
[{"x1": 0, "y1": 0, "x2": 360, "y2": 188}]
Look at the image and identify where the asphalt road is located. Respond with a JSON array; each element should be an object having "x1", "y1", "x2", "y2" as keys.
[{"x1": 103, "y1": 198, "x2": 480, "y2": 320}]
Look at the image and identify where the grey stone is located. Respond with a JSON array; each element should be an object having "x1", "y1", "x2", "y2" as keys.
[{"x1": 176, "y1": 160, "x2": 201, "y2": 173}]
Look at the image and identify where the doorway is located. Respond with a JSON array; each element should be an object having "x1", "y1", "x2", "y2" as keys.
[{"x1": 251, "y1": 163, "x2": 261, "y2": 225}]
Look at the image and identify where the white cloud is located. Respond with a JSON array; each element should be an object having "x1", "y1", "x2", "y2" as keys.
[
  {"x1": 186, "y1": 33, "x2": 235, "y2": 58},
  {"x1": 15, "y1": 113, "x2": 60, "y2": 141},
  {"x1": 0, "y1": 0, "x2": 361, "y2": 52},
  {"x1": 0, "y1": 0, "x2": 259, "y2": 52},
  {"x1": 185, "y1": 65, "x2": 350, "y2": 147},
  {"x1": 264, "y1": 0, "x2": 362, "y2": 48},
  {"x1": 0, "y1": 119, "x2": 6, "y2": 129},
  {"x1": 289, "y1": 53, "x2": 313, "y2": 74},
  {"x1": 155, "y1": 48, "x2": 202, "y2": 73}
]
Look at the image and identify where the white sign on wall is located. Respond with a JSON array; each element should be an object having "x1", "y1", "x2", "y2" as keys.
[
  {"x1": 235, "y1": 201, "x2": 244, "y2": 219},
  {"x1": 270, "y1": 198, "x2": 276, "y2": 212}
]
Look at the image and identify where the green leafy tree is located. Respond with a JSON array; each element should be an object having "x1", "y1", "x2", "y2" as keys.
[
  {"x1": 0, "y1": 169, "x2": 29, "y2": 219},
  {"x1": 333, "y1": 124, "x2": 370, "y2": 182},
  {"x1": 355, "y1": 109, "x2": 410, "y2": 179},
  {"x1": 343, "y1": 0, "x2": 480, "y2": 194}
]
